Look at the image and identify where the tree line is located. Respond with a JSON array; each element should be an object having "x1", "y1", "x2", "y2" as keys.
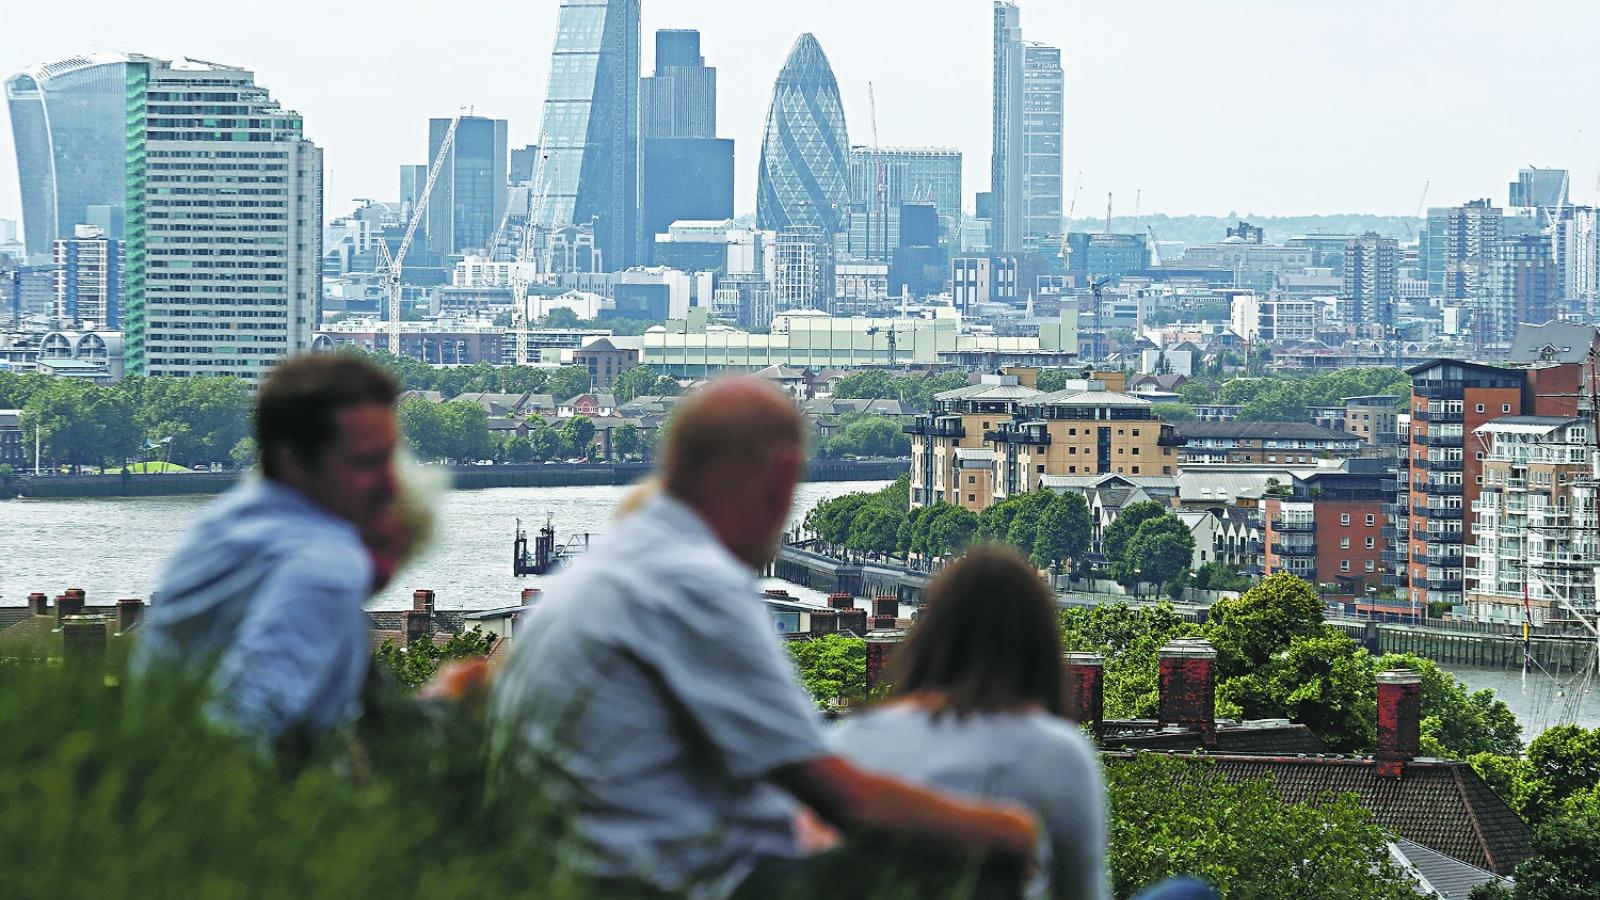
[{"x1": 1173, "y1": 366, "x2": 1411, "y2": 423}]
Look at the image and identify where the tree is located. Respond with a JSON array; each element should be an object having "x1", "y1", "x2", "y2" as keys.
[
  {"x1": 229, "y1": 438, "x2": 258, "y2": 469},
  {"x1": 1150, "y1": 402, "x2": 1195, "y2": 422},
  {"x1": 527, "y1": 421, "x2": 563, "y2": 461},
  {"x1": 786, "y1": 634, "x2": 868, "y2": 709},
  {"x1": 559, "y1": 415, "x2": 596, "y2": 459},
  {"x1": 1105, "y1": 755, "x2": 1417, "y2": 900},
  {"x1": 1060, "y1": 602, "x2": 1194, "y2": 720},
  {"x1": 1380, "y1": 652, "x2": 1522, "y2": 760},
  {"x1": 1203, "y1": 572, "x2": 1326, "y2": 678},
  {"x1": 1519, "y1": 725, "x2": 1600, "y2": 825},
  {"x1": 923, "y1": 504, "x2": 979, "y2": 558},
  {"x1": 397, "y1": 398, "x2": 446, "y2": 460},
  {"x1": 438, "y1": 401, "x2": 493, "y2": 462},
  {"x1": 846, "y1": 505, "x2": 904, "y2": 555},
  {"x1": 1216, "y1": 632, "x2": 1380, "y2": 752},
  {"x1": 373, "y1": 628, "x2": 498, "y2": 689},
  {"x1": 1505, "y1": 786, "x2": 1600, "y2": 900},
  {"x1": 613, "y1": 365, "x2": 662, "y2": 403},
  {"x1": 135, "y1": 376, "x2": 253, "y2": 467},
  {"x1": 1108, "y1": 513, "x2": 1193, "y2": 591},
  {"x1": 497, "y1": 434, "x2": 535, "y2": 464},
  {"x1": 546, "y1": 366, "x2": 592, "y2": 402},
  {"x1": 1102, "y1": 501, "x2": 1168, "y2": 564},
  {"x1": 612, "y1": 422, "x2": 642, "y2": 459},
  {"x1": 541, "y1": 307, "x2": 583, "y2": 328},
  {"x1": 824, "y1": 415, "x2": 911, "y2": 458},
  {"x1": 1030, "y1": 491, "x2": 1091, "y2": 569},
  {"x1": 21, "y1": 380, "x2": 140, "y2": 472}
]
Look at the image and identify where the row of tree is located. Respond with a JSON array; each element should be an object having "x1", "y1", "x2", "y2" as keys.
[
  {"x1": 815, "y1": 414, "x2": 911, "y2": 460},
  {"x1": 334, "y1": 348, "x2": 595, "y2": 402},
  {"x1": 828, "y1": 370, "x2": 970, "y2": 411},
  {"x1": 1175, "y1": 366, "x2": 1411, "y2": 423}
]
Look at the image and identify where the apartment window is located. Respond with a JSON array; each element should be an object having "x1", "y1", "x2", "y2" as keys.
[
  {"x1": 1340, "y1": 560, "x2": 1351, "y2": 572},
  {"x1": 1366, "y1": 537, "x2": 1375, "y2": 549},
  {"x1": 1366, "y1": 560, "x2": 1376, "y2": 573},
  {"x1": 1476, "y1": 404, "x2": 1485, "y2": 413},
  {"x1": 1132, "y1": 447, "x2": 1140, "y2": 456},
  {"x1": 967, "y1": 475, "x2": 976, "y2": 485},
  {"x1": 1163, "y1": 466, "x2": 1172, "y2": 474},
  {"x1": 1036, "y1": 464, "x2": 1045, "y2": 473},
  {"x1": 1340, "y1": 537, "x2": 1350, "y2": 549},
  {"x1": 1132, "y1": 466, "x2": 1140, "y2": 474},
  {"x1": 968, "y1": 494, "x2": 976, "y2": 503},
  {"x1": 1476, "y1": 451, "x2": 1484, "y2": 460},
  {"x1": 1502, "y1": 404, "x2": 1512, "y2": 413},
  {"x1": 1366, "y1": 514, "x2": 1376, "y2": 526},
  {"x1": 1132, "y1": 429, "x2": 1140, "y2": 437},
  {"x1": 1341, "y1": 514, "x2": 1351, "y2": 526}
]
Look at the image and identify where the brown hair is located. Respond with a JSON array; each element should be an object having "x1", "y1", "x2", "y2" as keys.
[
  {"x1": 887, "y1": 544, "x2": 1064, "y2": 717},
  {"x1": 256, "y1": 354, "x2": 399, "y2": 478}
]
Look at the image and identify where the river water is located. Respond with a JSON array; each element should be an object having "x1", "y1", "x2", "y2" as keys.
[{"x1": 2, "y1": 480, "x2": 1595, "y2": 736}]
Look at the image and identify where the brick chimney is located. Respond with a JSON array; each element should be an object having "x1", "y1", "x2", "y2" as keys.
[
  {"x1": 838, "y1": 608, "x2": 868, "y2": 636},
  {"x1": 1158, "y1": 638, "x2": 1217, "y2": 748},
  {"x1": 116, "y1": 598, "x2": 143, "y2": 634},
  {"x1": 1061, "y1": 652, "x2": 1105, "y2": 739},
  {"x1": 1376, "y1": 669, "x2": 1423, "y2": 778},
  {"x1": 28, "y1": 592, "x2": 48, "y2": 617},
  {"x1": 412, "y1": 589, "x2": 436, "y2": 614},
  {"x1": 866, "y1": 630, "x2": 905, "y2": 692},
  {"x1": 827, "y1": 592, "x2": 855, "y2": 611},
  {"x1": 520, "y1": 588, "x2": 540, "y2": 603},
  {"x1": 870, "y1": 595, "x2": 898, "y2": 630},
  {"x1": 402, "y1": 609, "x2": 432, "y2": 649},
  {"x1": 55, "y1": 591, "x2": 84, "y2": 627},
  {"x1": 62, "y1": 614, "x2": 107, "y2": 668},
  {"x1": 809, "y1": 609, "x2": 839, "y2": 635}
]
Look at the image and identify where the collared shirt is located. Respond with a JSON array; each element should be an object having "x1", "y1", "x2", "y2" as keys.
[
  {"x1": 491, "y1": 493, "x2": 829, "y2": 900},
  {"x1": 134, "y1": 478, "x2": 374, "y2": 739},
  {"x1": 827, "y1": 706, "x2": 1112, "y2": 900}
]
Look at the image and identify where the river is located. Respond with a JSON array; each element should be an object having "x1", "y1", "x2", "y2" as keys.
[{"x1": 2, "y1": 481, "x2": 1595, "y2": 736}]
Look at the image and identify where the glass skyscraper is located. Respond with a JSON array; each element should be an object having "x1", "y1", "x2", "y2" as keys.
[
  {"x1": 848, "y1": 146, "x2": 963, "y2": 259},
  {"x1": 991, "y1": 3, "x2": 1024, "y2": 255},
  {"x1": 530, "y1": 0, "x2": 640, "y2": 272},
  {"x1": 1022, "y1": 43, "x2": 1063, "y2": 254},
  {"x1": 5, "y1": 54, "x2": 137, "y2": 260},
  {"x1": 756, "y1": 34, "x2": 850, "y2": 238},
  {"x1": 424, "y1": 115, "x2": 509, "y2": 258},
  {"x1": 640, "y1": 29, "x2": 733, "y2": 261}
]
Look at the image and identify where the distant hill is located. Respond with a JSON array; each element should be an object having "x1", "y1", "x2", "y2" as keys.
[{"x1": 1066, "y1": 214, "x2": 1422, "y2": 247}]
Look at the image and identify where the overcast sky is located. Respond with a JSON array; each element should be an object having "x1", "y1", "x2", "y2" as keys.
[{"x1": 3, "y1": 0, "x2": 1599, "y2": 228}]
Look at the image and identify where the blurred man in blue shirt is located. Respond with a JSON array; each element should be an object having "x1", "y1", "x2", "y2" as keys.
[{"x1": 134, "y1": 355, "x2": 402, "y2": 741}]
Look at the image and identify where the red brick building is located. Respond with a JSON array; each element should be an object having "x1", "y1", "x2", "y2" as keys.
[{"x1": 1261, "y1": 464, "x2": 1391, "y2": 602}]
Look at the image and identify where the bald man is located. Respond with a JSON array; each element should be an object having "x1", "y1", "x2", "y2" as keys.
[{"x1": 491, "y1": 377, "x2": 1036, "y2": 900}]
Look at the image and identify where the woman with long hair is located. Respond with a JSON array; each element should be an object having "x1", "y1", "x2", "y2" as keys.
[{"x1": 826, "y1": 544, "x2": 1107, "y2": 900}]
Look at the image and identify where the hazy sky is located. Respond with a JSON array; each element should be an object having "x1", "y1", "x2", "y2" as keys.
[{"x1": 3, "y1": 0, "x2": 1599, "y2": 228}]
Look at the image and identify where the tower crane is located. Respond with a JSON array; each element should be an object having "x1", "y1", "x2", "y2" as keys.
[
  {"x1": 1404, "y1": 180, "x2": 1430, "y2": 242},
  {"x1": 868, "y1": 82, "x2": 886, "y2": 262},
  {"x1": 1059, "y1": 171, "x2": 1084, "y2": 271},
  {"x1": 377, "y1": 109, "x2": 463, "y2": 355}
]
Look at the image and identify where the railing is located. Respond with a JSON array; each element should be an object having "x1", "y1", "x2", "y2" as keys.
[
  {"x1": 1415, "y1": 458, "x2": 1464, "y2": 472},
  {"x1": 1424, "y1": 482, "x2": 1464, "y2": 496},
  {"x1": 1270, "y1": 542, "x2": 1317, "y2": 557},
  {"x1": 1417, "y1": 432, "x2": 1465, "y2": 447},
  {"x1": 1380, "y1": 547, "x2": 1410, "y2": 564},
  {"x1": 1418, "y1": 577, "x2": 1464, "y2": 592},
  {"x1": 1269, "y1": 518, "x2": 1316, "y2": 533}
]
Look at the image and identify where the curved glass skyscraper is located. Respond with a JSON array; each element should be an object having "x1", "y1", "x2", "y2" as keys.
[
  {"x1": 5, "y1": 54, "x2": 136, "y2": 259},
  {"x1": 756, "y1": 34, "x2": 850, "y2": 237},
  {"x1": 530, "y1": 0, "x2": 640, "y2": 271}
]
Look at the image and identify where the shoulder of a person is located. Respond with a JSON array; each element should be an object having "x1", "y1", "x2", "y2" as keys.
[{"x1": 1010, "y1": 712, "x2": 1100, "y2": 768}]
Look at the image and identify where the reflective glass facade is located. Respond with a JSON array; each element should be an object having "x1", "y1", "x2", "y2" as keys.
[
  {"x1": 5, "y1": 56, "x2": 135, "y2": 259},
  {"x1": 991, "y1": 3, "x2": 1024, "y2": 254},
  {"x1": 531, "y1": 0, "x2": 640, "y2": 271},
  {"x1": 1022, "y1": 43, "x2": 1063, "y2": 254},
  {"x1": 756, "y1": 34, "x2": 850, "y2": 238},
  {"x1": 425, "y1": 116, "x2": 508, "y2": 257}
]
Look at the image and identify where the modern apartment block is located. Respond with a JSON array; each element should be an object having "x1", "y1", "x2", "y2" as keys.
[
  {"x1": 1472, "y1": 234, "x2": 1558, "y2": 352},
  {"x1": 1020, "y1": 43, "x2": 1063, "y2": 255},
  {"x1": 1387, "y1": 359, "x2": 1580, "y2": 615},
  {"x1": 1467, "y1": 416, "x2": 1597, "y2": 626},
  {"x1": 125, "y1": 57, "x2": 323, "y2": 381},
  {"x1": 1424, "y1": 199, "x2": 1501, "y2": 301},
  {"x1": 1341, "y1": 232, "x2": 1398, "y2": 330},
  {"x1": 1229, "y1": 293, "x2": 1318, "y2": 343},
  {"x1": 53, "y1": 224, "x2": 121, "y2": 328},
  {"x1": 1174, "y1": 422, "x2": 1365, "y2": 465},
  {"x1": 990, "y1": 2, "x2": 1024, "y2": 255},
  {"x1": 984, "y1": 384, "x2": 1181, "y2": 498},
  {"x1": 1263, "y1": 466, "x2": 1390, "y2": 600},
  {"x1": 905, "y1": 374, "x2": 1040, "y2": 508}
]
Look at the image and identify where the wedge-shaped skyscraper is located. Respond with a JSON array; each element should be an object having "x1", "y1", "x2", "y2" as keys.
[{"x1": 756, "y1": 34, "x2": 850, "y2": 238}]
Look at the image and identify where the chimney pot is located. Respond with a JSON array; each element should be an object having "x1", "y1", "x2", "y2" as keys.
[
  {"x1": 412, "y1": 589, "x2": 436, "y2": 613},
  {"x1": 116, "y1": 598, "x2": 143, "y2": 634},
  {"x1": 402, "y1": 609, "x2": 431, "y2": 649},
  {"x1": 56, "y1": 592, "x2": 84, "y2": 626},
  {"x1": 837, "y1": 608, "x2": 868, "y2": 636},
  {"x1": 866, "y1": 630, "x2": 906, "y2": 693},
  {"x1": 1157, "y1": 638, "x2": 1218, "y2": 748},
  {"x1": 827, "y1": 592, "x2": 855, "y2": 611},
  {"x1": 872, "y1": 595, "x2": 897, "y2": 618},
  {"x1": 809, "y1": 609, "x2": 839, "y2": 635},
  {"x1": 1376, "y1": 669, "x2": 1423, "y2": 777},
  {"x1": 1061, "y1": 652, "x2": 1106, "y2": 740},
  {"x1": 520, "y1": 587, "x2": 540, "y2": 603},
  {"x1": 28, "y1": 592, "x2": 49, "y2": 617},
  {"x1": 62, "y1": 614, "x2": 107, "y2": 668}
]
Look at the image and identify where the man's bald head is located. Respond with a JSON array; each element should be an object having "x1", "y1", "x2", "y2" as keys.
[{"x1": 660, "y1": 377, "x2": 806, "y2": 566}]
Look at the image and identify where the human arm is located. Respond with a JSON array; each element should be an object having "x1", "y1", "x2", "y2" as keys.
[{"x1": 772, "y1": 755, "x2": 1039, "y2": 863}]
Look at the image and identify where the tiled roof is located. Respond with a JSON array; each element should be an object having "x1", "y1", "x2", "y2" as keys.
[
  {"x1": 1102, "y1": 753, "x2": 1531, "y2": 875},
  {"x1": 1391, "y1": 838, "x2": 1512, "y2": 899},
  {"x1": 1100, "y1": 720, "x2": 1324, "y2": 756}
]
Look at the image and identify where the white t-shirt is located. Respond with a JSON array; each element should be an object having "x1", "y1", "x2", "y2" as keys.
[{"x1": 828, "y1": 704, "x2": 1111, "y2": 900}]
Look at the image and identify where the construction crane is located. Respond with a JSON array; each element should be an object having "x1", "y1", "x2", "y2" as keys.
[
  {"x1": 1147, "y1": 225, "x2": 1163, "y2": 267},
  {"x1": 868, "y1": 82, "x2": 886, "y2": 262},
  {"x1": 1404, "y1": 180, "x2": 1430, "y2": 242},
  {"x1": 509, "y1": 139, "x2": 556, "y2": 366},
  {"x1": 377, "y1": 109, "x2": 463, "y2": 355},
  {"x1": 1059, "y1": 171, "x2": 1084, "y2": 272},
  {"x1": 1104, "y1": 192, "x2": 1113, "y2": 235}
]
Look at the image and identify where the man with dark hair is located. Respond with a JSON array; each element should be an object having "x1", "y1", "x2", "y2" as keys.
[
  {"x1": 135, "y1": 355, "x2": 403, "y2": 740},
  {"x1": 491, "y1": 376, "x2": 1037, "y2": 900}
]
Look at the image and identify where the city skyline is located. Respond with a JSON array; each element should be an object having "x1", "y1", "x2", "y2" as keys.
[{"x1": 3, "y1": 0, "x2": 1600, "y2": 230}]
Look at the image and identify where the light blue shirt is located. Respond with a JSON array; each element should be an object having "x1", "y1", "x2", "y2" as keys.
[
  {"x1": 491, "y1": 493, "x2": 829, "y2": 900},
  {"x1": 134, "y1": 478, "x2": 374, "y2": 739},
  {"x1": 828, "y1": 706, "x2": 1112, "y2": 900}
]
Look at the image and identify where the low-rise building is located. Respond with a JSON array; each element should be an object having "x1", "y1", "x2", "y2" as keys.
[
  {"x1": 985, "y1": 383, "x2": 1183, "y2": 499},
  {"x1": 0, "y1": 409, "x2": 23, "y2": 466},
  {"x1": 1262, "y1": 466, "x2": 1390, "y2": 601},
  {"x1": 905, "y1": 374, "x2": 1041, "y2": 509},
  {"x1": 571, "y1": 337, "x2": 640, "y2": 391},
  {"x1": 1176, "y1": 421, "x2": 1364, "y2": 465}
]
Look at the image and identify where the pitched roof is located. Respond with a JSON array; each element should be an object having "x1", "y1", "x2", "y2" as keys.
[
  {"x1": 1509, "y1": 320, "x2": 1600, "y2": 364},
  {"x1": 1026, "y1": 388, "x2": 1152, "y2": 408},
  {"x1": 1391, "y1": 838, "x2": 1513, "y2": 900}
]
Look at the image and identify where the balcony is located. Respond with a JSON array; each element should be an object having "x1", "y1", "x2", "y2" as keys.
[
  {"x1": 1381, "y1": 573, "x2": 1410, "y2": 589},
  {"x1": 1424, "y1": 482, "x2": 1464, "y2": 496},
  {"x1": 1270, "y1": 542, "x2": 1317, "y2": 557},
  {"x1": 1269, "y1": 518, "x2": 1316, "y2": 533},
  {"x1": 1418, "y1": 577, "x2": 1464, "y2": 593},
  {"x1": 1382, "y1": 502, "x2": 1412, "y2": 518},
  {"x1": 1413, "y1": 382, "x2": 1466, "y2": 400},
  {"x1": 1380, "y1": 525, "x2": 1410, "y2": 541},
  {"x1": 1413, "y1": 408, "x2": 1464, "y2": 424},
  {"x1": 1417, "y1": 432, "x2": 1464, "y2": 447},
  {"x1": 1422, "y1": 549, "x2": 1464, "y2": 566},
  {"x1": 984, "y1": 428, "x2": 1049, "y2": 445},
  {"x1": 1415, "y1": 458, "x2": 1464, "y2": 472},
  {"x1": 1158, "y1": 432, "x2": 1187, "y2": 447},
  {"x1": 1414, "y1": 506, "x2": 1464, "y2": 520},
  {"x1": 1380, "y1": 547, "x2": 1410, "y2": 564},
  {"x1": 905, "y1": 420, "x2": 965, "y2": 439}
]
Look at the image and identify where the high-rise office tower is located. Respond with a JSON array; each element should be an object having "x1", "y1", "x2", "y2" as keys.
[
  {"x1": 123, "y1": 57, "x2": 322, "y2": 381},
  {"x1": 847, "y1": 147, "x2": 963, "y2": 260},
  {"x1": 756, "y1": 34, "x2": 850, "y2": 238},
  {"x1": 1473, "y1": 234, "x2": 1558, "y2": 350},
  {"x1": 400, "y1": 164, "x2": 428, "y2": 208},
  {"x1": 1564, "y1": 208, "x2": 1600, "y2": 318},
  {"x1": 1509, "y1": 167, "x2": 1569, "y2": 209},
  {"x1": 1021, "y1": 43, "x2": 1063, "y2": 254},
  {"x1": 510, "y1": 145, "x2": 540, "y2": 185},
  {"x1": 424, "y1": 116, "x2": 509, "y2": 257},
  {"x1": 639, "y1": 29, "x2": 733, "y2": 262},
  {"x1": 53, "y1": 223, "x2": 121, "y2": 328},
  {"x1": 1341, "y1": 232, "x2": 1399, "y2": 329},
  {"x1": 530, "y1": 0, "x2": 640, "y2": 272},
  {"x1": 5, "y1": 54, "x2": 136, "y2": 259},
  {"x1": 774, "y1": 224, "x2": 835, "y2": 312},
  {"x1": 1425, "y1": 199, "x2": 1501, "y2": 300},
  {"x1": 990, "y1": 3, "x2": 1025, "y2": 254}
]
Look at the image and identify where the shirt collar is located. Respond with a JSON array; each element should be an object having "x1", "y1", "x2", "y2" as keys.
[{"x1": 640, "y1": 491, "x2": 736, "y2": 558}]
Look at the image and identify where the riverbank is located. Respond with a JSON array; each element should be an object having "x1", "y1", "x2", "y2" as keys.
[{"x1": 2, "y1": 458, "x2": 909, "y2": 499}]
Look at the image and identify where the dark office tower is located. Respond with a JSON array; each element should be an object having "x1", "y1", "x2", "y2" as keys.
[
  {"x1": 848, "y1": 147, "x2": 963, "y2": 260},
  {"x1": 756, "y1": 34, "x2": 850, "y2": 238},
  {"x1": 424, "y1": 116, "x2": 508, "y2": 257},
  {"x1": 1473, "y1": 234, "x2": 1558, "y2": 350},
  {"x1": 1342, "y1": 232, "x2": 1399, "y2": 329},
  {"x1": 531, "y1": 0, "x2": 640, "y2": 271},
  {"x1": 1425, "y1": 199, "x2": 1501, "y2": 300},
  {"x1": 1021, "y1": 43, "x2": 1063, "y2": 254},
  {"x1": 1509, "y1": 167, "x2": 1569, "y2": 209},
  {"x1": 639, "y1": 29, "x2": 733, "y2": 261},
  {"x1": 400, "y1": 164, "x2": 428, "y2": 207},
  {"x1": 5, "y1": 54, "x2": 135, "y2": 259},
  {"x1": 991, "y1": 3, "x2": 1025, "y2": 254},
  {"x1": 510, "y1": 145, "x2": 540, "y2": 185},
  {"x1": 641, "y1": 29, "x2": 716, "y2": 139}
]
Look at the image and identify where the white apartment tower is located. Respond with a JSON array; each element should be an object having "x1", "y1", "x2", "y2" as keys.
[{"x1": 125, "y1": 57, "x2": 322, "y2": 382}]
